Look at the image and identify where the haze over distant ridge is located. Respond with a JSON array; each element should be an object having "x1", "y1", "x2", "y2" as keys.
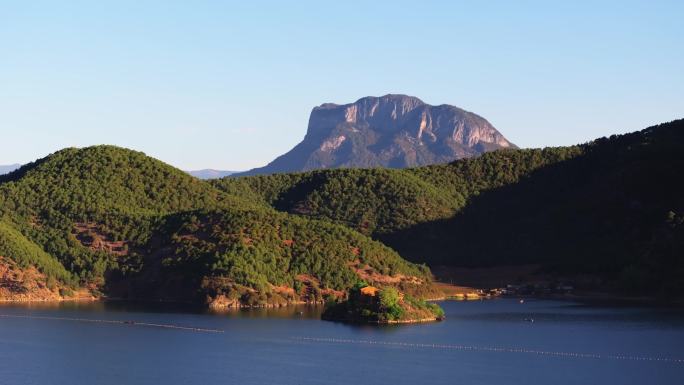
[
  {"x1": 0, "y1": 164, "x2": 21, "y2": 175},
  {"x1": 187, "y1": 169, "x2": 237, "y2": 179}
]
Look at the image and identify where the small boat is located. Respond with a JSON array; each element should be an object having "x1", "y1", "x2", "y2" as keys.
[
  {"x1": 523, "y1": 318, "x2": 534, "y2": 323},
  {"x1": 519, "y1": 299, "x2": 524, "y2": 304}
]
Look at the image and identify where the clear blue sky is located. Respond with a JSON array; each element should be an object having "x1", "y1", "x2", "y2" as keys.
[{"x1": 1, "y1": 1, "x2": 682, "y2": 170}]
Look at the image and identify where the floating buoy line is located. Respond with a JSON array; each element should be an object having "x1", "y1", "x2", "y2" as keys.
[
  {"x1": 291, "y1": 337, "x2": 684, "y2": 364},
  {"x1": 0, "y1": 314, "x2": 224, "y2": 333},
  {"x1": 1, "y1": 314, "x2": 681, "y2": 364}
]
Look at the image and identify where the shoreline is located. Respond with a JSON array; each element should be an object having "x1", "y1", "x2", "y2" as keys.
[
  {"x1": 2, "y1": 290, "x2": 682, "y2": 309},
  {"x1": 0, "y1": 295, "x2": 99, "y2": 303},
  {"x1": 429, "y1": 291, "x2": 684, "y2": 308},
  {"x1": 0, "y1": 296, "x2": 326, "y2": 310},
  {"x1": 321, "y1": 316, "x2": 442, "y2": 325}
]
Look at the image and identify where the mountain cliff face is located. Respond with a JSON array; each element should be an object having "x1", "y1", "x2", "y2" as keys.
[{"x1": 235, "y1": 94, "x2": 515, "y2": 176}]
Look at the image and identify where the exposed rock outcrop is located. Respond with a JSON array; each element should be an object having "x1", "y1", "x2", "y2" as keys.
[
  {"x1": 0, "y1": 256, "x2": 93, "y2": 302},
  {"x1": 236, "y1": 94, "x2": 515, "y2": 176}
]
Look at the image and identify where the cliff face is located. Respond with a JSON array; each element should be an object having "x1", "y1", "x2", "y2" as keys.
[{"x1": 237, "y1": 94, "x2": 514, "y2": 176}]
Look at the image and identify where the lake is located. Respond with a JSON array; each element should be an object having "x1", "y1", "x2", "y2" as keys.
[{"x1": 0, "y1": 298, "x2": 682, "y2": 385}]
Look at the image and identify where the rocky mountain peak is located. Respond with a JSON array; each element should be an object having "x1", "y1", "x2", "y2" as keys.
[{"x1": 235, "y1": 95, "x2": 515, "y2": 176}]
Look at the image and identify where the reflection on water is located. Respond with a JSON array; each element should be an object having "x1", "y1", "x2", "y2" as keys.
[
  {"x1": 1, "y1": 300, "x2": 325, "y2": 318},
  {"x1": 0, "y1": 298, "x2": 683, "y2": 385}
]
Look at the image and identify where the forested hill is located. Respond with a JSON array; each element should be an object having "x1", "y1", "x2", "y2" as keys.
[
  {"x1": 214, "y1": 147, "x2": 581, "y2": 236},
  {"x1": 216, "y1": 119, "x2": 684, "y2": 296},
  {"x1": 0, "y1": 146, "x2": 434, "y2": 306},
  {"x1": 1, "y1": 120, "x2": 681, "y2": 303},
  {"x1": 406, "y1": 119, "x2": 684, "y2": 295}
]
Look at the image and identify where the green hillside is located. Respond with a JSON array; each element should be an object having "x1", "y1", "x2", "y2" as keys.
[
  {"x1": 0, "y1": 146, "x2": 433, "y2": 305},
  {"x1": 213, "y1": 168, "x2": 457, "y2": 235},
  {"x1": 393, "y1": 120, "x2": 684, "y2": 295},
  {"x1": 219, "y1": 120, "x2": 684, "y2": 296},
  {"x1": 0, "y1": 220, "x2": 74, "y2": 285},
  {"x1": 214, "y1": 147, "x2": 582, "y2": 237},
  {"x1": 0, "y1": 145, "x2": 252, "y2": 283},
  {"x1": 1, "y1": 120, "x2": 681, "y2": 302},
  {"x1": 111, "y1": 209, "x2": 433, "y2": 305},
  {"x1": 0, "y1": 145, "x2": 255, "y2": 216}
]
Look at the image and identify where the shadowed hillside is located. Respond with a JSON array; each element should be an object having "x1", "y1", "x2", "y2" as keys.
[
  {"x1": 388, "y1": 120, "x2": 684, "y2": 295},
  {"x1": 221, "y1": 120, "x2": 684, "y2": 297}
]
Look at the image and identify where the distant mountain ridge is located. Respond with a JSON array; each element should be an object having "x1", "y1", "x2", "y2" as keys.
[
  {"x1": 187, "y1": 169, "x2": 237, "y2": 179},
  {"x1": 0, "y1": 164, "x2": 21, "y2": 175},
  {"x1": 234, "y1": 94, "x2": 515, "y2": 176}
]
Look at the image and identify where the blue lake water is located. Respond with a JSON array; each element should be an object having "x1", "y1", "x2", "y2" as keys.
[{"x1": 0, "y1": 298, "x2": 682, "y2": 385}]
